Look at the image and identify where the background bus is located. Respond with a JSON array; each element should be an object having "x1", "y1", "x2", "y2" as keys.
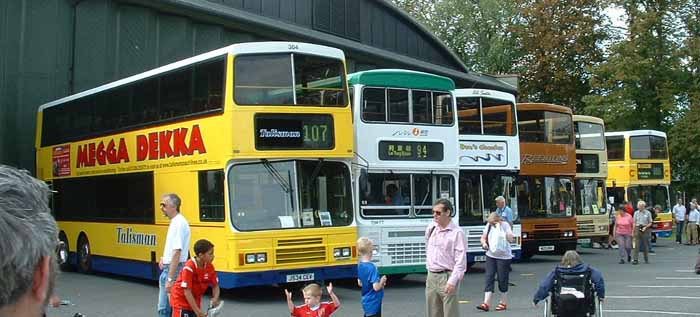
[
  {"x1": 605, "y1": 130, "x2": 672, "y2": 239},
  {"x1": 455, "y1": 88, "x2": 521, "y2": 267},
  {"x1": 573, "y1": 115, "x2": 609, "y2": 247},
  {"x1": 37, "y1": 42, "x2": 358, "y2": 288},
  {"x1": 516, "y1": 103, "x2": 578, "y2": 259},
  {"x1": 349, "y1": 69, "x2": 459, "y2": 276}
]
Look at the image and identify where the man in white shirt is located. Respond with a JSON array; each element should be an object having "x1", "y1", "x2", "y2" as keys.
[
  {"x1": 157, "y1": 194, "x2": 191, "y2": 317},
  {"x1": 673, "y1": 198, "x2": 686, "y2": 244},
  {"x1": 687, "y1": 203, "x2": 700, "y2": 245}
]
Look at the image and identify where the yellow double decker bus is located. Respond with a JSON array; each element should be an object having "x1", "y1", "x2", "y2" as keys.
[
  {"x1": 605, "y1": 130, "x2": 672, "y2": 239},
  {"x1": 36, "y1": 42, "x2": 357, "y2": 288},
  {"x1": 573, "y1": 115, "x2": 609, "y2": 246}
]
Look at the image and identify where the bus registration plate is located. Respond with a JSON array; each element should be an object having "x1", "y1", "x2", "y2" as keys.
[
  {"x1": 577, "y1": 238, "x2": 591, "y2": 244},
  {"x1": 538, "y1": 245, "x2": 555, "y2": 252},
  {"x1": 474, "y1": 256, "x2": 486, "y2": 262},
  {"x1": 286, "y1": 273, "x2": 315, "y2": 283}
]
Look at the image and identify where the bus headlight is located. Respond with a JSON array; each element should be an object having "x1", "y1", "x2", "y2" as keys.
[
  {"x1": 562, "y1": 231, "x2": 575, "y2": 237},
  {"x1": 256, "y1": 253, "x2": 267, "y2": 263},
  {"x1": 522, "y1": 232, "x2": 529, "y2": 239},
  {"x1": 334, "y1": 247, "x2": 351, "y2": 259},
  {"x1": 598, "y1": 225, "x2": 608, "y2": 232},
  {"x1": 245, "y1": 254, "x2": 256, "y2": 264}
]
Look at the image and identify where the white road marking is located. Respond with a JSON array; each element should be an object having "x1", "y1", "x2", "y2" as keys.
[
  {"x1": 674, "y1": 270, "x2": 695, "y2": 273},
  {"x1": 656, "y1": 277, "x2": 700, "y2": 280},
  {"x1": 627, "y1": 285, "x2": 700, "y2": 288},
  {"x1": 607, "y1": 295, "x2": 700, "y2": 300},
  {"x1": 603, "y1": 310, "x2": 700, "y2": 316}
]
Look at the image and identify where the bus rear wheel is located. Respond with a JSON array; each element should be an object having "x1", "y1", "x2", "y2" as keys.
[
  {"x1": 77, "y1": 234, "x2": 92, "y2": 273},
  {"x1": 57, "y1": 232, "x2": 71, "y2": 272}
]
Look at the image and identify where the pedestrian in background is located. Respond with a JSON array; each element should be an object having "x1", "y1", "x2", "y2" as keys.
[
  {"x1": 357, "y1": 237, "x2": 387, "y2": 317},
  {"x1": 687, "y1": 202, "x2": 700, "y2": 245},
  {"x1": 425, "y1": 199, "x2": 467, "y2": 317},
  {"x1": 494, "y1": 196, "x2": 514, "y2": 226},
  {"x1": 614, "y1": 205, "x2": 634, "y2": 263},
  {"x1": 158, "y1": 194, "x2": 191, "y2": 317},
  {"x1": 632, "y1": 200, "x2": 653, "y2": 265},
  {"x1": 673, "y1": 198, "x2": 686, "y2": 244},
  {"x1": 0, "y1": 165, "x2": 60, "y2": 317},
  {"x1": 476, "y1": 212, "x2": 514, "y2": 312}
]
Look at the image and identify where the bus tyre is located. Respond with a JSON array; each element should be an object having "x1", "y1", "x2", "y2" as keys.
[
  {"x1": 58, "y1": 232, "x2": 72, "y2": 272},
  {"x1": 77, "y1": 234, "x2": 92, "y2": 273}
]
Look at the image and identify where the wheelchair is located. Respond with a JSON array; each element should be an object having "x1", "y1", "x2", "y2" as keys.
[{"x1": 542, "y1": 269, "x2": 604, "y2": 317}]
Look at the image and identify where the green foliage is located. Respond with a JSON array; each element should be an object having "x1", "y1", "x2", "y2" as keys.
[
  {"x1": 515, "y1": 0, "x2": 609, "y2": 112},
  {"x1": 390, "y1": 0, "x2": 524, "y2": 74}
]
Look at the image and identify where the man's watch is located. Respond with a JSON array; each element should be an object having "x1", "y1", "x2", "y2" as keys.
[{"x1": 167, "y1": 277, "x2": 173, "y2": 282}]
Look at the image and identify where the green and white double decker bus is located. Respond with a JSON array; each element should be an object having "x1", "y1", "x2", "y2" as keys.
[{"x1": 349, "y1": 69, "x2": 459, "y2": 276}]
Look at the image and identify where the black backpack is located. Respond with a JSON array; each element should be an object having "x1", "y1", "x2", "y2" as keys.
[{"x1": 552, "y1": 268, "x2": 595, "y2": 317}]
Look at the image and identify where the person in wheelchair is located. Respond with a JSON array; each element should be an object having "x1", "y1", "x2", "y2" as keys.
[{"x1": 532, "y1": 251, "x2": 605, "y2": 317}]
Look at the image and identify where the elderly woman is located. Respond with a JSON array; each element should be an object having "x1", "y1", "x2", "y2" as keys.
[
  {"x1": 533, "y1": 251, "x2": 605, "y2": 308},
  {"x1": 476, "y1": 212, "x2": 514, "y2": 312},
  {"x1": 614, "y1": 204, "x2": 634, "y2": 263}
]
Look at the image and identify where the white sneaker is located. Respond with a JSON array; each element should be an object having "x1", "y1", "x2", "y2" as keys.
[{"x1": 612, "y1": 244, "x2": 619, "y2": 249}]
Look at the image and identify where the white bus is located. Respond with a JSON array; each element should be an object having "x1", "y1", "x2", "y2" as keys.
[
  {"x1": 349, "y1": 69, "x2": 459, "y2": 276},
  {"x1": 455, "y1": 89, "x2": 521, "y2": 266}
]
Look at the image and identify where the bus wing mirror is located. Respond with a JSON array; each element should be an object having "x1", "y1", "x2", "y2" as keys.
[{"x1": 359, "y1": 168, "x2": 368, "y2": 195}]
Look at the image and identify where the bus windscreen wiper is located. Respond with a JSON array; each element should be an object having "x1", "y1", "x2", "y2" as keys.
[{"x1": 261, "y1": 159, "x2": 292, "y2": 194}]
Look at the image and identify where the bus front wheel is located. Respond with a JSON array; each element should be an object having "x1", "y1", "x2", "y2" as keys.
[{"x1": 77, "y1": 234, "x2": 92, "y2": 273}]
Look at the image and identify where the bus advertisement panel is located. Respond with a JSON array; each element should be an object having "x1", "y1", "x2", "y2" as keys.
[
  {"x1": 36, "y1": 42, "x2": 357, "y2": 288},
  {"x1": 455, "y1": 89, "x2": 521, "y2": 266},
  {"x1": 573, "y1": 115, "x2": 609, "y2": 246},
  {"x1": 349, "y1": 69, "x2": 459, "y2": 276},
  {"x1": 516, "y1": 103, "x2": 578, "y2": 258},
  {"x1": 605, "y1": 130, "x2": 672, "y2": 239}
]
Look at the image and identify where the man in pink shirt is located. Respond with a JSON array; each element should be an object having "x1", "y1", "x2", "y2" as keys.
[{"x1": 425, "y1": 198, "x2": 467, "y2": 317}]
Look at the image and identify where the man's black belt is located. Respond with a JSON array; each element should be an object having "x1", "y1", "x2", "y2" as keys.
[{"x1": 430, "y1": 270, "x2": 451, "y2": 274}]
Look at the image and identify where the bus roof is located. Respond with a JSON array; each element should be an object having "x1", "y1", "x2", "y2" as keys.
[
  {"x1": 517, "y1": 103, "x2": 572, "y2": 114},
  {"x1": 573, "y1": 115, "x2": 604, "y2": 125},
  {"x1": 38, "y1": 41, "x2": 345, "y2": 112},
  {"x1": 347, "y1": 69, "x2": 455, "y2": 91},
  {"x1": 454, "y1": 88, "x2": 515, "y2": 101},
  {"x1": 604, "y1": 130, "x2": 667, "y2": 138}
]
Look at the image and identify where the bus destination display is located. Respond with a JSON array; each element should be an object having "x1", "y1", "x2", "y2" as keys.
[
  {"x1": 255, "y1": 114, "x2": 334, "y2": 150},
  {"x1": 637, "y1": 163, "x2": 664, "y2": 180},
  {"x1": 576, "y1": 154, "x2": 599, "y2": 173},
  {"x1": 378, "y1": 141, "x2": 443, "y2": 161}
]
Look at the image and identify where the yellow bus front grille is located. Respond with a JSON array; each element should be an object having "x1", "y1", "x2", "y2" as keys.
[
  {"x1": 276, "y1": 238, "x2": 326, "y2": 265},
  {"x1": 577, "y1": 220, "x2": 596, "y2": 233}
]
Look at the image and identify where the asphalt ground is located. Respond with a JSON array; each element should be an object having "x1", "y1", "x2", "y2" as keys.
[{"x1": 47, "y1": 238, "x2": 700, "y2": 317}]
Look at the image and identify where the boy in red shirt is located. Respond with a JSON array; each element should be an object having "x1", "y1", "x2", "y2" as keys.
[
  {"x1": 170, "y1": 239, "x2": 220, "y2": 317},
  {"x1": 285, "y1": 283, "x2": 340, "y2": 317}
]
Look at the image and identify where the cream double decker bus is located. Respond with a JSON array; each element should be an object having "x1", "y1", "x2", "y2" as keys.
[
  {"x1": 605, "y1": 130, "x2": 672, "y2": 239},
  {"x1": 573, "y1": 115, "x2": 609, "y2": 246},
  {"x1": 349, "y1": 69, "x2": 458, "y2": 276},
  {"x1": 36, "y1": 42, "x2": 358, "y2": 288},
  {"x1": 455, "y1": 89, "x2": 521, "y2": 266}
]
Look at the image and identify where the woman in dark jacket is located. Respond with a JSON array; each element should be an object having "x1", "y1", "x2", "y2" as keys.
[{"x1": 533, "y1": 250, "x2": 605, "y2": 306}]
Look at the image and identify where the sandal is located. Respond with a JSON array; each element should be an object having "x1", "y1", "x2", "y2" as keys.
[
  {"x1": 476, "y1": 303, "x2": 490, "y2": 311},
  {"x1": 495, "y1": 303, "x2": 507, "y2": 311}
]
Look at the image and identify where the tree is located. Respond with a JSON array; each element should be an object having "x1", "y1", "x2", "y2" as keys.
[
  {"x1": 515, "y1": 0, "x2": 609, "y2": 111},
  {"x1": 668, "y1": 0, "x2": 700, "y2": 195},
  {"x1": 390, "y1": 0, "x2": 524, "y2": 74},
  {"x1": 583, "y1": 0, "x2": 685, "y2": 131}
]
